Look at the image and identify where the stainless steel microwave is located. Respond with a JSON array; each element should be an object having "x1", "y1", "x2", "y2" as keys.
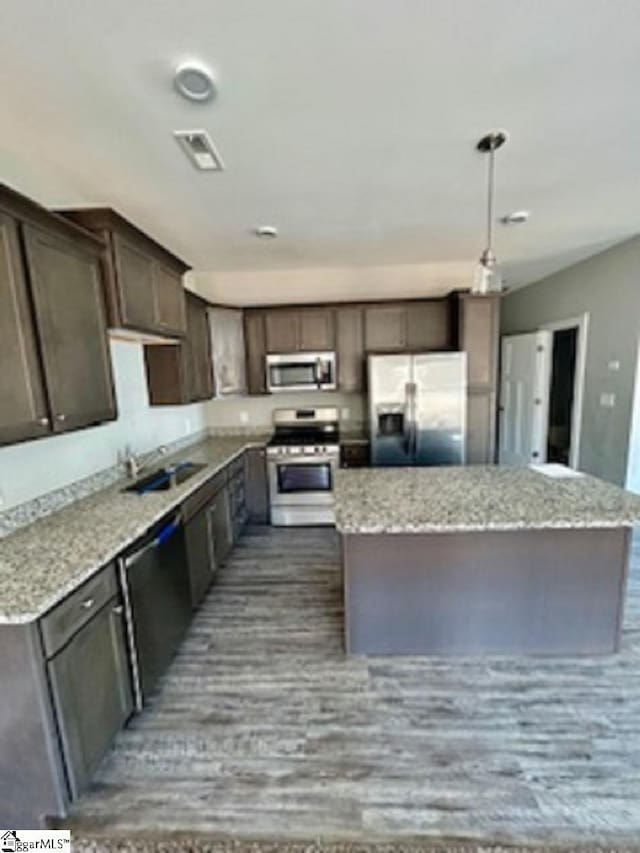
[{"x1": 266, "y1": 352, "x2": 337, "y2": 393}]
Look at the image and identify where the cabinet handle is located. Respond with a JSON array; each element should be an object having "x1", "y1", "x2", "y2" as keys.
[
  {"x1": 37, "y1": 417, "x2": 50, "y2": 426},
  {"x1": 81, "y1": 597, "x2": 95, "y2": 609},
  {"x1": 112, "y1": 604, "x2": 124, "y2": 615},
  {"x1": 56, "y1": 413, "x2": 66, "y2": 422}
]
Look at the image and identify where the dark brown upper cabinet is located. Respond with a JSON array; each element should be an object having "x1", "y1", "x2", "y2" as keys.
[
  {"x1": 454, "y1": 292, "x2": 500, "y2": 389},
  {"x1": 145, "y1": 292, "x2": 213, "y2": 406},
  {"x1": 0, "y1": 211, "x2": 50, "y2": 444},
  {"x1": 452, "y1": 292, "x2": 501, "y2": 464},
  {"x1": 336, "y1": 305, "x2": 365, "y2": 392},
  {"x1": 244, "y1": 310, "x2": 267, "y2": 395},
  {"x1": 61, "y1": 208, "x2": 189, "y2": 339},
  {"x1": 364, "y1": 304, "x2": 407, "y2": 351},
  {"x1": 264, "y1": 306, "x2": 335, "y2": 353},
  {"x1": 0, "y1": 184, "x2": 116, "y2": 446},
  {"x1": 297, "y1": 308, "x2": 335, "y2": 351},
  {"x1": 364, "y1": 300, "x2": 451, "y2": 353}
]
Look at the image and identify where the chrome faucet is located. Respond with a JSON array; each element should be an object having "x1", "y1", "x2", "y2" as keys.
[{"x1": 123, "y1": 445, "x2": 168, "y2": 480}]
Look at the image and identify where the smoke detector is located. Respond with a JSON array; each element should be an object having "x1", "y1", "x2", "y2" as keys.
[
  {"x1": 254, "y1": 225, "x2": 278, "y2": 239},
  {"x1": 174, "y1": 61, "x2": 217, "y2": 102},
  {"x1": 174, "y1": 130, "x2": 224, "y2": 171}
]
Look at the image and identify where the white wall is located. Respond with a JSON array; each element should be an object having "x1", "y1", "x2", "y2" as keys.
[
  {"x1": 0, "y1": 340, "x2": 209, "y2": 511},
  {"x1": 625, "y1": 338, "x2": 640, "y2": 493},
  {"x1": 502, "y1": 235, "x2": 640, "y2": 486},
  {"x1": 207, "y1": 391, "x2": 365, "y2": 431},
  {"x1": 187, "y1": 262, "x2": 472, "y2": 306}
]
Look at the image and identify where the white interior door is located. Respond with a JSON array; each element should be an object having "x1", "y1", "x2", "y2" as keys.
[{"x1": 498, "y1": 331, "x2": 552, "y2": 465}]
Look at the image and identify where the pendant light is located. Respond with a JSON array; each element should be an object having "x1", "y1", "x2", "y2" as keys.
[{"x1": 472, "y1": 130, "x2": 508, "y2": 294}]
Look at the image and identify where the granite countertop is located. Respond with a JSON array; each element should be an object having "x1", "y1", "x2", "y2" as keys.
[
  {"x1": 0, "y1": 434, "x2": 270, "y2": 624},
  {"x1": 334, "y1": 464, "x2": 640, "y2": 535}
]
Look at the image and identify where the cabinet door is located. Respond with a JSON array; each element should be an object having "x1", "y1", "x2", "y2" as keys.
[
  {"x1": 153, "y1": 263, "x2": 187, "y2": 336},
  {"x1": 244, "y1": 310, "x2": 267, "y2": 394},
  {"x1": 245, "y1": 448, "x2": 269, "y2": 523},
  {"x1": 336, "y1": 306, "x2": 365, "y2": 392},
  {"x1": 211, "y1": 486, "x2": 233, "y2": 567},
  {"x1": 112, "y1": 233, "x2": 156, "y2": 332},
  {"x1": 185, "y1": 509, "x2": 216, "y2": 608},
  {"x1": 298, "y1": 308, "x2": 335, "y2": 351},
  {"x1": 23, "y1": 224, "x2": 116, "y2": 432},
  {"x1": 210, "y1": 307, "x2": 247, "y2": 396},
  {"x1": 364, "y1": 305, "x2": 407, "y2": 351},
  {"x1": 458, "y1": 294, "x2": 500, "y2": 388},
  {"x1": 47, "y1": 600, "x2": 132, "y2": 798},
  {"x1": 466, "y1": 389, "x2": 497, "y2": 464},
  {"x1": 406, "y1": 300, "x2": 451, "y2": 351},
  {"x1": 264, "y1": 309, "x2": 299, "y2": 353},
  {"x1": 194, "y1": 301, "x2": 214, "y2": 399},
  {"x1": 185, "y1": 295, "x2": 209, "y2": 401},
  {"x1": 0, "y1": 212, "x2": 50, "y2": 444}
]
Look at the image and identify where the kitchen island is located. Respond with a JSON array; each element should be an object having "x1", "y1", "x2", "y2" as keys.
[{"x1": 335, "y1": 465, "x2": 640, "y2": 656}]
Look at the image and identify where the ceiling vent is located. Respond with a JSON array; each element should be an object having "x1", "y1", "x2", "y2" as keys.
[{"x1": 174, "y1": 130, "x2": 224, "y2": 171}]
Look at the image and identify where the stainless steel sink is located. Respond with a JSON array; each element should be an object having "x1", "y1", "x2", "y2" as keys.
[{"x1": 122, "y1": 462, "x2": 206, "y2": 494}]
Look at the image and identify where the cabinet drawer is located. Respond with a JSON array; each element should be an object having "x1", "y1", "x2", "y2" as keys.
[
  {"x1": 41, "y1": 563, "x2": 118, "y2": 659},
  {"x1": 181, "y1": 468, "x2": 227, "y2": 520},
  {"x1": 228, "y1": 454, "x2": 245, "y2": 480}
]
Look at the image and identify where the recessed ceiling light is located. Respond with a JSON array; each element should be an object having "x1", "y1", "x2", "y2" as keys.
[
  {"x1": 174, "y1": 130, "x2": 224, "y2": 171},
  {"x1": 174, "y1": 61, "x2": 217, "y2": 102},
  {"x1": 255, "y1": 225, "x2": 278, "y2": 239},
  {"x1": 500, "y1": 210, "x2": 530, "y2": 225}
]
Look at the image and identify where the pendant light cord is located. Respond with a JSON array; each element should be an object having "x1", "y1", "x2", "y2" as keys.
[{"x1": 486, "y1": 138, "x2": 495, "y2": 255}]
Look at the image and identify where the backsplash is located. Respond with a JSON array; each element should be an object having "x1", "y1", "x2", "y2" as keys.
[{"x1": 0, "y1": 429, "x2": 211, "y2": 539}]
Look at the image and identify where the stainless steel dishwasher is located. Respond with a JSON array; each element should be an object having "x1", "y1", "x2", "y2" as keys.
[{"x1": 120, "y1": 512, "x2": 192, "y2": 709}]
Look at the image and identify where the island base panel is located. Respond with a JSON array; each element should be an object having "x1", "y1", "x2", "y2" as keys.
[{"x1": 343, "y1": 528, "x2": 630, "y2": 656}]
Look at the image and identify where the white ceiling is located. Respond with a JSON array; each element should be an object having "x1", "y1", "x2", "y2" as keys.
[{"x1": 1, "y1": 0, "x2": 640, "y2": 303}]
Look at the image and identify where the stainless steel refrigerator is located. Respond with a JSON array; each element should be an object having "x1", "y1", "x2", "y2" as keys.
[{"x1": 368, "y1": 352, "x2": 467, "y2": 466}]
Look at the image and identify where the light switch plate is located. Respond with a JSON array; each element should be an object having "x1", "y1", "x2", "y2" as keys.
[
  {"x1": 600, "y1": 392, "x2": 616, "y2": 408},
  {"x1": 239, "y1": 411, "x2": 249, "y2": 424}
]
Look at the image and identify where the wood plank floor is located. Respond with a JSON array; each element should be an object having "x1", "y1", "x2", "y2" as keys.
[{"x1": 66, "y1": 526, "x2": 640, "y2": 846}]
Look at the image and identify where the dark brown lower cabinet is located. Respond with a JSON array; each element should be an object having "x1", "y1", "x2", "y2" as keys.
[{"x1": 244, "y1": 447, "x2": 269, "y2": 522}]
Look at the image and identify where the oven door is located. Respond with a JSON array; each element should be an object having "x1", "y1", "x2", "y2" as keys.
[
  {"x1": 266, "y1": 353, "x2": 336, "y2": 392},
  {"x1": 268, "y1": 455, "x2": 336, "y2": 506}
]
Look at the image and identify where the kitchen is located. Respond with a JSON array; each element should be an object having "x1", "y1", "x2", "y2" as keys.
[{"x1": 3, "y1": 1, "x2": 640, "y2": 849}]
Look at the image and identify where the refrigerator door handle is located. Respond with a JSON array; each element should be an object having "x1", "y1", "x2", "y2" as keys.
[
  {"x1": 405, "y1": 382, "x2": 417, "y2": 459},
  {"x1": 403, "y1": 383, "x2": 412, "y2": 455}
]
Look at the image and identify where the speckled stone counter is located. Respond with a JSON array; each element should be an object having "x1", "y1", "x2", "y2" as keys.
[
  {"x1": 335, "y1": 464, "x2": 640, "y2": 534},
  {"x1": 337, "y1": 465, "x2": 640, "y2": 657},
  {"x1": 0, "y1": 434, "x2": 269, "y2": 624}
]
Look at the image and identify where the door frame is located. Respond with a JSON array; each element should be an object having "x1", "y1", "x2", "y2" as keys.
[{"x1": 539, "y1": 313, "x2": 589, "y2": 470}]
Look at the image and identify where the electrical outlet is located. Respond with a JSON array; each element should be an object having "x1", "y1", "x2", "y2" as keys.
[
  {"x1": 341, "y1": 407, "x2": 351, "y2": 421},
  {"x1": 608, "y1": 359, "x2": 621, "y2": 371},
  {"x1": 600, "y1": 392, "x2": 616, "y2": 408},
  {"x1": 239, "y1": 411, "x2": 249, "y2": 425}
]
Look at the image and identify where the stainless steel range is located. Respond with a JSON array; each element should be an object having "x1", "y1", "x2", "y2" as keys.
[{"x1": 267, "y1": 407, "x2": 340, "y2": 526}]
